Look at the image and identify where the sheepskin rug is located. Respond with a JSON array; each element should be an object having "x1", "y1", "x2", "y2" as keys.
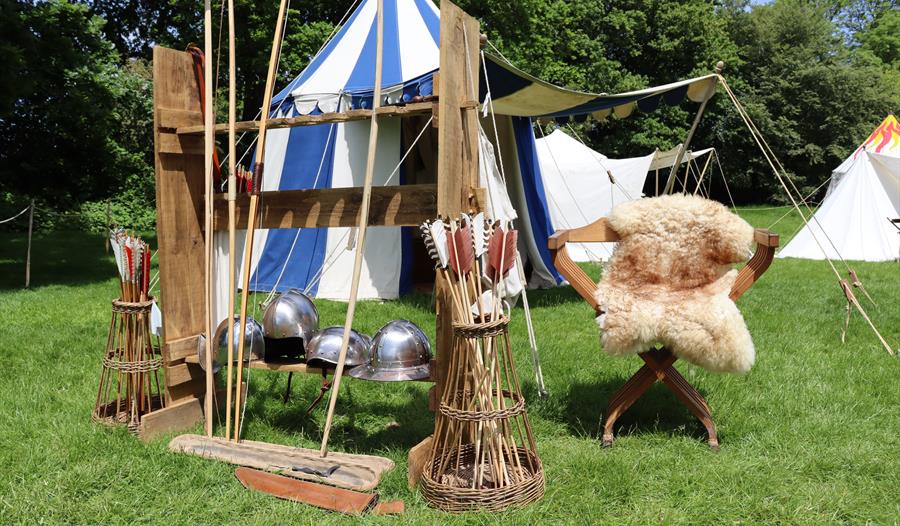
[{"x1": 594, "y1": 194, "x2": 757, "y2": 373}]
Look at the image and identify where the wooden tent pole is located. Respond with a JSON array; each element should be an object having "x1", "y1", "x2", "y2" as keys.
[
  {"x1": 25, "y1": 199, "x2": 34, "y2": 288},
  {"x1": 319, "y1": 0, "x2": 385, "y2": 458},
  {"x1": 693, "y1": 150, "x2": 715, "y2": 196},
  {"x1": 663, "y1": 65, "x2": 722, "y2": 195},
  {"x1": 233, "y1": 0, "x2": 289, "y2": 442},
  {"x1": 224, "y1": 0, "x2": 237, "y2": 440},
  {"x1": 202, "y1": 0, "x2": 215, "y2": 438}
]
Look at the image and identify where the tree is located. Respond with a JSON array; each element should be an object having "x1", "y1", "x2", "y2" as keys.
[
  {"x1": 705, "y1": 0, "x2": 900, "y2": 202},
  {"x1": 858, "y1": 8, "x2": 900, "y2": 68},
  {"x1": 0, "y1": 0, "x2": 143, "y2": 208}
]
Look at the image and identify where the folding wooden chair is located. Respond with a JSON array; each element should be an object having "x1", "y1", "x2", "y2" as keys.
[{"x1": 548, "y1": 217, "x2": 778, "y2": 450}]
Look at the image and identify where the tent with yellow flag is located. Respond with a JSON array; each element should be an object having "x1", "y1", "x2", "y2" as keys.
[{"x1": 779, "y1": 114, "x2": 900, "y2": 262}]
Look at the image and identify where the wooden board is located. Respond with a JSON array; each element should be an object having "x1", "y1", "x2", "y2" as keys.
[
  {"x1": 210, "y1": 184, "x2": 437, "y2": 230},
  {"x1": 183, "y1": 354, "x2": 327, "y2": 374},
  {"x1": 164, "y1": 334, "x2": 203, "y2": 363},
  {"x1": 436, "y1": 1, "x2": 481, "y2": 217},
  {"x1": 169, "y1": 434, "x2": 394, "y2": 491},
  {"x1": 406, "y1": 435, "x2": 432, "y2": 489},
  {"x1": 177, "y1": 102, "x2": 433, "y2": 135},
  {"x1": 153, "y1": 46, "x2": 208, "y2": 408},
  {"x1": 139, "y1": 397, "x2": 203, "y2": 441}
]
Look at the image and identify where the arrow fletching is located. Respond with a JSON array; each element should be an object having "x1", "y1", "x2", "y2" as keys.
[
  {"x1": 420, "y1": 219, "x2": 449, "y2": 269},
  {"x1": 471, "y1": 212, "x2": 488, "y2": 257},
  {"x1": 448, "y1": 224, "x2": 474, "y2": 277},
  {"x1": 486, "y1": 226, "x2": 518, "y2": 283}
]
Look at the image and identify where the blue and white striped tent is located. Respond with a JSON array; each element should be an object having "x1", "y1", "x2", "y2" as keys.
[{"x1": 217, "y1": 0, "x2": 719, "y2": 303}]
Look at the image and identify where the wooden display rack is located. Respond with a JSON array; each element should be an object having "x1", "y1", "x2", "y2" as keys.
[{"x1": 143, "y1": 0, "x2": 482, "y2": 463}]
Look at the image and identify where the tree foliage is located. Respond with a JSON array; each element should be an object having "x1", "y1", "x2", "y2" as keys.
[{"x1": 1, "y1": 0, "x2": 898, "y2": 220}]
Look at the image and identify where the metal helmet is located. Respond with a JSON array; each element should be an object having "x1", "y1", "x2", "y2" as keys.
[
  {"x1": 305, "y1": 327, "x2": 371, "y2": 369},
  {"x1": 200, "y1": 316, "x2": 265, "y2": 372},
  {"x1": 261, "y1": 291, "x2": 319, "y2": 342},
  {"x1": 350, "y1": 320, "x2": 432, "y2": 381}
]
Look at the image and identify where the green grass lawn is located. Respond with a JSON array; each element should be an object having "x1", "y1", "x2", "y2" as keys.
[{"x1": 1, "y1": 207, "x2": 898, "y2": 524}]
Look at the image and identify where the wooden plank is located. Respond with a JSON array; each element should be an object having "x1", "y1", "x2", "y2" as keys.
[
  {"x1": 158, "y1": 132, "x2": 204, "y2": 156},
  {"x1": 165, "y1": 334, "x2": 202, "y2": 363},
  {"x1": 168, "y1": 434, "x2": 394, "y2": 491},
  {"x1": 157, "y1": 107, "x2": 203, "y2": 129},
  {"x1": 211, "y1": 184, "x2": 437, "y2": 230},
  {"x1": 166, "y1": 362, "x2": 204, "y2": 388},
  {"x1": 436, "y1": 2, "x2": 480, "y2": 217},
  {"x1": 184, "y1": 354, "x2": 324, "y2": 374},
  {"x1": 407, "y1": 435, "x2": 433, "y2": 489},
  {"x1": 153, "y1": 46, "x2": 208, "y2": 404},
  {"x1": 182, "y1": 355, "x2": 434, "y2": 382},
  {"x1": 139, "y1": 397, "x2": 203, "y2": 441},
  {"x1": 176, "y1": 102, "x2": 434, "y2": 135},
  {"x1": 167, "y1": 380, "x2": 205, "y2": 404},
  {"x1": 235, "y1": 468, "x2": 377, "y2": 514}
]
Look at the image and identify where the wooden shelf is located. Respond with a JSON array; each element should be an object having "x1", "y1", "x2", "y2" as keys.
[
  {"x1": 175, "y1": 102, "x2": 434, "y2": 135},
  {"x1": 209, "y1": 184, "x2": 437, "y2": 230},
  {"x1": 182, "y1": 354, "x2": 434, "y2": 382},
  {"x1": 184, "y1": 354, "x2": 328, "y2": 374}
]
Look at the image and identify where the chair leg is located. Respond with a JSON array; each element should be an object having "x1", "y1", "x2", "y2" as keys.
[
  {"x1": 604, "y1": 349, "x2": 719, "y2": 450},
  {"x1": 601, "y1": 364, "x2": 657, "y2": 447},
  {"x1": 657, "y1": 364, "x2": 718, "y2": 450}
]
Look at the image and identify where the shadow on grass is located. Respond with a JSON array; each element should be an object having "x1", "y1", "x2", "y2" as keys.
[
  {"x1": 242, "y1": 373, "x2": 433, "y2": 452},
  {"x1": 533, "y1": 377, "x2": 712, "y2": 444},
  {"x1": 0, "y1": 231, "x2": 156, "y2": 290}
]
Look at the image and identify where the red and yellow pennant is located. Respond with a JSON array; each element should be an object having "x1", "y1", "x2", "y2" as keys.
[{"x1": 854, "y1": 114, "x2": 900, "y2": 158}]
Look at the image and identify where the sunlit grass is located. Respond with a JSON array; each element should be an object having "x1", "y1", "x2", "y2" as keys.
[{"x1": 0, "y1": 207, "x2": 897, "y2": 524}]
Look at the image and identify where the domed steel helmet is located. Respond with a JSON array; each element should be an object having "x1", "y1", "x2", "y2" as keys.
[
  {"x1": 350, "y1": 320, "x2": 432, "y2": 381},
  {"x1": 261, "y1": 291, "x2": 319, "y2": 342},
  {"x1": 305, "y1": 327, "x2": 371, "y2": 369},
  {"x1": 200, "y1": 316, "x2": 265, "y2": 372}
]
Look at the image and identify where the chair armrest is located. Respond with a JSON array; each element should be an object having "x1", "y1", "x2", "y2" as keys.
[
  {"x1": 548, "y1": 230, "x2": 601, "y2": 313},
  {"x1": 730, "y1": 228, "x2": 779, "y2": 301},
  {"x1": 548, "y1": 230, "x2": 570, "y2": 250},
  {"x1": 754, "y1": 229, "x2": 780, "y2": 247}
]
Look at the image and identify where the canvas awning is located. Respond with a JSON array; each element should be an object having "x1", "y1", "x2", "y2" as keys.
[{"x1": 481, "y1": 55, "x2": 718, "y2": 118}]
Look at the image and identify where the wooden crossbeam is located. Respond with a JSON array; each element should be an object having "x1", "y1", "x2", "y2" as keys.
[
  {"x1": 209, "y1": 184, "x2": 437, "y2": 230},
  {"x1": 176, "y1": 102, "x2": 434, "y2": 135}
]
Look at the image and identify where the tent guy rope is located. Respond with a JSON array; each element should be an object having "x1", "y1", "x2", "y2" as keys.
[{"x1": 717, "y1": 75, "x2": 896, "y2": 356}]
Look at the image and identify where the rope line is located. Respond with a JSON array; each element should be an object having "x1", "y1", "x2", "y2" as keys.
[
  {"x1": 479, "y1": 43, "x2": 548, "y2": 396},
  {"x1": 718, "y1": 76, "x2": 894, "y2": 355},
  {"x1": 719, "y1": 78, "x2": 853, "y2": 274},
  {"x1": 0, "y1": 205, "x2": 31, "y2": 225}
]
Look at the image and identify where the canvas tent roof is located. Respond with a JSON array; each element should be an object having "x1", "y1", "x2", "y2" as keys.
[
  {"x1": 269, "y1": 0, "x2": 717, "y2": 120},
  {"x1": 778, "y1": 115, "x2": 900, "y2": 262}
]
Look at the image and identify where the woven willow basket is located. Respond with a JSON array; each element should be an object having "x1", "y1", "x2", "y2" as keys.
[
  {"x1": 420, "y1": 444, "x2": 544, "y2": 512},
  {"x1": 421, "y1": 315, "x2": 545, "y2": 512}
]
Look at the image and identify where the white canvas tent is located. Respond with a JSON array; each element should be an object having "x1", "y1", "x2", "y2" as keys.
[
  {"x1": 779, "y1": 115, "x2": 900, "y2": 262},
  {"x1": 535, "y1": 128, "x2": 714, "y2": 262}
]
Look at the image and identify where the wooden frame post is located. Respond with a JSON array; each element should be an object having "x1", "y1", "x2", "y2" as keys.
[
  {"x1": 148, "y1": 47, "x2": 209, "y2": 434},
  {"x1": 433, "y1": 0, "x2": 482, "y2": 418}
]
